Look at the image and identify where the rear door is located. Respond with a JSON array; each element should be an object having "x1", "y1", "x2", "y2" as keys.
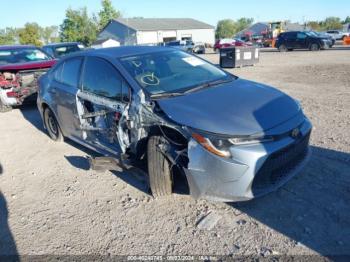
[
  {"x1": 76, "y1": 56, "x2": 130, "y2": 155},
  {"x1": 50, "y1": 57, "x2": 83, "y2": 139},
  {"x1": 283, "y1": 32, "x2": 297, "y2": 49}
]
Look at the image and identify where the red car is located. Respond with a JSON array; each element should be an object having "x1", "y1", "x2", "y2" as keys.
[
  {"x1": 214, "y1": 38, "x2": 251, "y2": 52},
  {"x1": 0, "y1": 45, "x2": 56, "y2": 112}
]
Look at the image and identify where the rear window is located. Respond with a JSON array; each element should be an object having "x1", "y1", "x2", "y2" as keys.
[
  {"x1": 0, "y1": 48, "x2": 50, "y2": 65},
  {"x1": 61, "y1": 58, "x2": 82, "y2": 87},
  {"x1": 54, "y1": 45, "x2": 81, "y2": 58},
  {"x1": 53, "y1": 58, "x2": 82, "y2": 87}
]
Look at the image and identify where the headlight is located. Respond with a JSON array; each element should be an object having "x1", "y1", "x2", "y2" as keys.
[
  {"x1": 229, "y1": 136, "x2": 274, "y2": 145},
  {"x1": 192, "y1": 132, "x2": 274, "y2": 158},
  {"x1": 192, "y1": 133, "x2": 232, "y2": 158}
]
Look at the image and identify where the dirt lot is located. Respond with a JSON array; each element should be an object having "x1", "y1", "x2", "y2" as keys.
[{"x1": 1, "y1": 46, "x2": 350, "y2": 259}]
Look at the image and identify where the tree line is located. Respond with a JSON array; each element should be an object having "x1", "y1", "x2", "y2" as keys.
[
  {"x1": 0, "y1": 0, "x2": 120, "y2": 46},
  {"x1": 215, "y1": 16, "x2": 350, "y2": 39},
  {"x1": 0, "y1": 2, "x2": 349, "y2": 46}
]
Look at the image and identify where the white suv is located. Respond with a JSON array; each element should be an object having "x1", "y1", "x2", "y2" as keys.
[{"x1": 325, "y1": 30, "x2": 350, "y2": 40}]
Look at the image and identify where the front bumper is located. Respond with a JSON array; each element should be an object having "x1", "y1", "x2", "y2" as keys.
[{"x1": 184, "y1": 118, "x2": 312, "y2": 202}]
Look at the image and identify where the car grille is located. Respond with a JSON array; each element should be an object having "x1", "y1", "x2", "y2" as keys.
[{"x1": 252, "y1": 132, "x2": 311, "y2": 195}]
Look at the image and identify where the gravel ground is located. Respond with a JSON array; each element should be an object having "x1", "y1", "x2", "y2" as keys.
[{"x1": 0, "y1": 46, "x2": 350, "y2": 259}]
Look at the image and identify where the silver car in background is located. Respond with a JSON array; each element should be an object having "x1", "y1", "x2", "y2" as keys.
[
  {"x1": 37, "y1": 46, "x2": 312, "y2": 202},
  {"x1": 165, "y1": 40, "x2": 194, "y2": 52}
]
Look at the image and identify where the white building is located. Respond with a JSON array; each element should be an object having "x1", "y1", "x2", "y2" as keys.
[
  {"x1": 97, "y1": 18, "x2": 215, "y2": 46},
  {"x1": 91, "y1": 38, "x2": 120, "y2": 49}
]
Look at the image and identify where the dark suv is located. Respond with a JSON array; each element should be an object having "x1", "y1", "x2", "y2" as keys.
[
  {"x1": 42, "y1": 42, "x2": 84, "y2": 59},
  {"x1": 276, "y1": 31, "x2": 331, "y2": 52}
]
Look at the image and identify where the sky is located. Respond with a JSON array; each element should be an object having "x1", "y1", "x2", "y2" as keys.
[{"x1": 1, "y1": 0, "x2": 349, "y2": 28}]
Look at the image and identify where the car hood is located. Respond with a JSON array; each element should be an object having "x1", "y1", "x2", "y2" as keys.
[
  {"x1": 157, "y1": 78, "x2": 302, "y2": 136},
  {"x1": 0, "y1": 60, "x2": 56, "y2": 71}
]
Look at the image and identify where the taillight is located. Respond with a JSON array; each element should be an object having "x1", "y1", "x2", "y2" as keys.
[{"x1": 6, "y1": 91, "x2": 18, "y2": 98}]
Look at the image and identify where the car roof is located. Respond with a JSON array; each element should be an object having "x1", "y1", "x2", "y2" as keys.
[
  {"x1": 0, "y1": 45, "x2": 37, "y2": 50},
  {"x1": 65, "y1": 46, "x2": 174, "y2": 59},
  {"x1": 43, "y1": 42, "x2": 81, "y2": 47}
]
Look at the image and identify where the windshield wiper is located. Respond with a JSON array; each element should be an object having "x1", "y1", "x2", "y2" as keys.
[
  {"x1": 184, "y1": 78, "x2": 233, "y2": 94},
  {"x1": 150, "y1": 77, "x2": 233, "y2": 99},
  {"x1": 150, "y1": 92, "x2": 185, "y2": 99}
]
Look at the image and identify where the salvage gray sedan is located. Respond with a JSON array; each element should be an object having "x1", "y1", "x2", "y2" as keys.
[{"x1": 37, "y1": 46, "x2": 312, "y2": 202}]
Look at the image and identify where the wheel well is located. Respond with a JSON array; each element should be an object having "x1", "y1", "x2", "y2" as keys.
[
  {"x1": 41, "y1": 102, "x2": 49, "y2": 111},
  {"x1": 149, "y1": 125, "x2": 188, "y2": 146},
  {"x1": 134, "y1": 125, "x2": 190, "y2": 194},
  {"x1": 134, "y1": 125, "x2": 188, "y2": 158},
  {"x1": 40, "y1": 103, "x2": 63, "y2": 134}
]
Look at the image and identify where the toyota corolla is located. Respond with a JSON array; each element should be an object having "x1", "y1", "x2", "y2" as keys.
[{"x1": 37, "y1": 46, "x2": 312, "y2": 202}]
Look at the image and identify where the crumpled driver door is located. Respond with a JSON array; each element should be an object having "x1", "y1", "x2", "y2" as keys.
[{"x1": 75, "y1": 90, "x2": 127, "y2": 156}]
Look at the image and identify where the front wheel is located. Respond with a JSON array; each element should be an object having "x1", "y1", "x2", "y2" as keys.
[
  {"x1": 147, "y1": 136, "x2": 173, "y2": 197},
  {"x1": 310, "y1": 43, "x2": 320, "y2": 51},
  {"x1": 278, "y1": 44, "x2": 288, "y2": 52},
  {"x1": 44, "y1": 108, "x2": 63, "y2": 142}
]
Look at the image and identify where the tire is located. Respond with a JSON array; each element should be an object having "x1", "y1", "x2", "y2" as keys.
[
  {"x1": 0, "y1": 99, "x2": 12, "y2": 113},
  {"x1": 278, "y1": 44, "x2": 287, "y2": 52},
  {"x1": 44, "y1": 108, "x2": 63, "y2": 142},
  {"x1": 147, "y1": 135, "x2": 173, "y2": 197},
  {"x1": 310, "y1": 43, "x2": 320, "y2": 51}
]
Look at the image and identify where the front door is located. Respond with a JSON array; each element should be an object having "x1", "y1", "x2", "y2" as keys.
[{"x1": 76, "y1": 56, "x2": 130, "y2": 155}]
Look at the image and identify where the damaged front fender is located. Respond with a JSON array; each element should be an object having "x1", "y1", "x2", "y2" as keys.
[{"x1": 184, "y1": 139, "x2": 250, "y2": 201}]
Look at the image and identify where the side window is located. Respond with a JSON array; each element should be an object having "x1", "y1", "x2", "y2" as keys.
[
  {"x1": 82, "y1": 57, "x2": 129, "y2": 102},
  {"x1": 61, "y1": 58, "x2": 83, "y2": 87},
  {"x1": 121, "y1": 81, "x2": 130, "y2": 103},
  {"x1": 43, "y1": 47, "x2": 54, "y2": 57},
  {"x1": 53, "y1": 63, "x2": 64, "y2": 82},
  {"x1": 297, "y1": 32, "x2": 307, "y2": 39}
]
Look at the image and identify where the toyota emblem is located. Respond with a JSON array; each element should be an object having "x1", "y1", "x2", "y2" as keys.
[{"x1": 291, "y1": 128, "x2": 300, "y2": 138}]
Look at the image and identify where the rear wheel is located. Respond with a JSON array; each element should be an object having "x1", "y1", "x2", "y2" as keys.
[
  {"x1": 147, "y1": 136, "x2": 173, "y2": 197},
  {"x1": 44, "y1": 108, "x2": 63, "y2": 142},
  {"x1": 310, "y1": 43, "x2": 320, "y2": 51},
  {"x1": 278, "y1": 44, "x2": 287, "y2": 52}
]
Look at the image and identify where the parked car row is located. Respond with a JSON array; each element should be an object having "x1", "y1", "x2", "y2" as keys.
[
  {"x1": 165, "y1": 40, "x2": 206, "y2": 54},
  {"x1": 214, "y1": 28, "x2": 349, "y2": 54},
  {"x1": 213, "y1": 38, "x2": 251, "y2": 52},
  {"x1": 275, "y1": 31, "x2": 335, "y2": 52},
  {"x1": 0, "y1": 45, "x2": 56, "y2": 112},
  {"x1": 0, "y1": 43, "x2": 86, "y2": 112},
  {"x1": 324, "y1": 30, "x2": 350, "y2": 40},
  {"x1": 42, "y1": 42, "x2": 85, "y2": 58}
]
